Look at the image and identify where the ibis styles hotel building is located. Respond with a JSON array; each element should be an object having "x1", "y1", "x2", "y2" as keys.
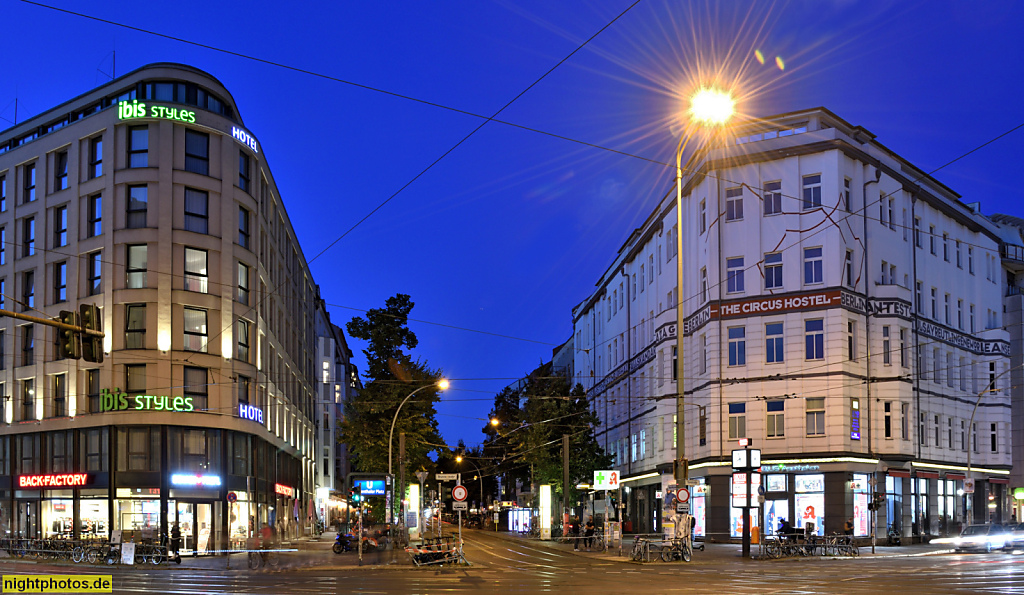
[{"x1": 0, "y1": 63, "x2": 319, "y2": 553}]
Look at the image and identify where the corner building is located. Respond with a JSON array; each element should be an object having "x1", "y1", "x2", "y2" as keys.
[
  {"x1": 0, "y1": 63, "x2": 319, "y2": 552},
  {"x1": 573, "y1": 108, "x2": 1011, "y2": 542}
]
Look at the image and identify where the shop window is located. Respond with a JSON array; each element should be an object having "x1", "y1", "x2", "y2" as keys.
[
  {"x1": 766, "y1": 400, "x2": 785, "y2": 438},
  {"x1": 794, "y1": 474, "x2": 825, "y2": 536},
  {"x1": 127, "y1": 185, "x2": 148, "y2": 228},
  {"x1": 184, "y1": 366, "x2": 208, "y2": 411},
  {"x1": 126, "y1": 245, "x2": 147, "y2": 289}
]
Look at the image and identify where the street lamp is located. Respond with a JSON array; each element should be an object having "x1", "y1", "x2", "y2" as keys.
[
  {"x1": 456, "y1": 454, "x2": 487, "y2": 512},
  {"x1": 965, "y1": 364, "x2": 1015, "y2": 525},
  {"x1": 388, "y1": 379, "x2": 448, "y2": 531},
  {"x1": 674, "y1": 87, "x2": 734, "y2": 487}
]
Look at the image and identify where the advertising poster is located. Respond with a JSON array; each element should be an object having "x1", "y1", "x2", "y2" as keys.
[
  {"x1": 794, "y1": 493, "x2": 824, "y2": 536},
  {"x1": 730, "y1": 507, "x2": 759, "y2": 538},
  {"x1": 764, "y1": 500, "x2": 789, "y2": 536},
  {"x1": 854, "y1": 492, "x2": 869, "y2": 536},
  {"x1": 692, "y1": 493, "x2": 706, "y2": 537}
]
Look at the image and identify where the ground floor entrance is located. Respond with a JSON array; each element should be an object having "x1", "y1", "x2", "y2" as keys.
[{"x1": 168, "y1": 501, "x2": 216, "y2": 556}]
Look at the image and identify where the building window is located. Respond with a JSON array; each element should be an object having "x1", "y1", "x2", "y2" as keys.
[
  {"x1": 239, "y1": 207, "x2": 251, "y2": 249},
  {"x1": 127, "y1": 185, "x2": 148, "y2": 228},
  {"x1": 805, "y1": 319, "x2": 824, "y2": 360},
  {"x1": 883, "y1": 402, "x2": 893, "y2": 439},
  {"x1": 847, "y1": 321, "x2": 856, "y2": 361},
  {"x1": 21, "y1": 270, "x2": 34, "y2": 311},
  {"x1": 699, "y1": 200, "x2": 706, "y2": 233},
  {"x1": 882, "y1": 326, "x2": 891, "y2": 365},
  {"x1": 0, "y1": 173, "x2": 5, "y2": 211},
  {"x1": 700, "y1": 268, "x2": 708, "y2": 303},
  {"x1": 237, "y1": 319, "x2": 250, "y2": 362},
  {"x1": 901, "y1": 402, "x2": 910, "y2": 441},
  {"x1": 238, "y1": 151, "x2": 251, "y2": 192},
  {"x1": 128, "y1": 125, "x2": 148, "y2": 168},
  {"x1": 237, "y1": 375, "x2": 251, "y2": 405},
  {"x1": 125, "y1": 304, "x2": 146, "y2": 349},
  {"x1": 639, "y1": 265, "x2": 645, "y2": 291},
  {"x1": 942, "y1": 233, "x2": 949, "y2": 261},
  {"x1": 0, "y1": 228, "x2": 5, "y2": 265},
  {"x1": 764, "y1": 252, "x2": 783, "y2": 289},
  {"x1": 842, "y1": 178, "x2": 851, "y2": 211},
  {"x1": 764, "y1": 181, "x2": 782, "y2": 215},
  {"x1": 916, "y1": 282, "x2": 923, "y2": 312},
  {"x1": 919, "y1": 412, "x2": 927, "y2": 446},
  {"x1": 21, "y1": 325, "x2": 34, "y2": 367},
  {"x1": 765, "y1": 322, "x2": 784, "y2": 363},
  {"x1": 728, "y1": 403, "x2": 746, "y2": 439},
  {"x1": 930, "y1": 288, "x2": 937, "y2": 319},
  {"x1": 726, "y1": 257, "x2": 744, "y2": 293},
  {"x1": 671, "y1": 346, "x2": 678, "y2": 380},
  {"x1": 0, "y1": 329, "x2": 5, "y2": 370},
  {"x1": 87, "y1": 194, "x2": 102, "y2": 237},
  {"x1": 888, "y1": 199, "x2": 895, "y2": 231},
  {"x1": 900, "y1": 328, "x2": 907, "y2": 367},
  {"x1": 87, "y1": 369, "x2": 100, "y2": 413},
  {"x1": 955, "y1": 240, "x2": 962, "y2": 268},
  {"x1": 700, "y1": 334, "x2": 707, "y2": 374},
  {"x1": 991, "y1": 423, "x2": 998, "y2": 453},
  {"x1": 52, "y1": 373, "x2": 67, "y2": 417},
  {"x1": 957, "y1": 299, "x2": 963, "y2": 330},
  {"x1": 184, "y1": 248, "x2": 208, "y2": 293},
  {"x1": 766, "y1": 400, "x2": 785, "y2": 438},
  {"x1": 184, "y1": 188, "x2": 209, "y2": 233},
  {"x1": 126, "y1": 244, "x2": 147, "y2": 289},
  {"x1": 806, "y1": 397, "x2": 825, "y2": 436},
  {"x1": 237, "y1": 262, "x2": 250, "y2": 304},
  {"x1": 725, "y1": 187, "x2": 743, "y2": 221},
  {"x1": 53, "y1": 206, "x2": 67, "y2": 247},
  {"x1": 184, "y1": 366, "x2": 208, "y2": 411},
  {"x1": 929, "y1": 225, "x2": 936, "y2": 255},
  {"x1": 648, "y1": 255, "x2": 654, "y2": 284},
  {"x1": 184, "y1": 130, "x2": 209, "y2": 175},
  {"x1": 87, "y1": 251, "x2": 102, "y2": 295},
  {"x1": 802, "y1": 174, "x2": 821, "y2": 209},
  {"x1": 968, "y1": 246, "x2": 974, "y2": 274},
  {"x1": 53, "y1": 261, "x2": 66, "y2": 303},
  {"x1": 23, "y1": 217, "x2": 34, "y2": 257},
  {"x1": 23, "y1": 162, "x2": 36, "y2": 203},
  {"x1": 89, "y1": 136, "x2": 103, "y2": 179},
  {"x1": 54, "y1": 150, "x2": 68, "y2": 191},
  {"x1": 803, "y1": 247, "x2": 823, "y2": 285},
  {"x1": 21, "y1": 379, "x2": 34, "y2": 421},
  {"x1": 728, "y1": 327, "x2": 746, "y2": 366},
  {"x1": 970, "y1": 304, "x2": 975, "y2": 333},
  {"x1": 845, "y1": 250, "x2": 854, "y2": 287},
  {"x1": 944, "y1": 293, "x2": 950, "y2": 325},
  {"x1": 183, "y1": 308, "x2": 208, "y2": 353}
]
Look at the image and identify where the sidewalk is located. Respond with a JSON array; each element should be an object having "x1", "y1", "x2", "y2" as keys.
[{"x1": 486, "y1": 530, "x2": 951, "y2": 563}]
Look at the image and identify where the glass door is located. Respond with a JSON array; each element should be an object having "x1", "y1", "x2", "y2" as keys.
[
  {"x1": 175, "y1": 502, "x2": 195, "y2": 555},
  {"x1": 196, "y1": 503, "x2": 212, "y2": 554}
]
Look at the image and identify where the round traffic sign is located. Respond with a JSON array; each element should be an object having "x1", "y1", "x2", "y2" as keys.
[
  {"x1": 226, "y1": 492, "x2": 238, "y2": 504},
  {"x1": 452, "y1": 485, "x2": 469, "y2": 502},
  {"x1": 757, "y1": 485, "x2": 766, "y2": 496},
  {"x1": 676, "y1": 489, "x2": 690, "y2": 503}
]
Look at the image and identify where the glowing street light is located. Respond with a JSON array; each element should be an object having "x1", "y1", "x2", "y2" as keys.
[
  {"x1": 688, "y1": 87, "x2": 735, "y2": 126},
  {"x1": 389, "y1": 379, "x2": 449, "y2": 477}
]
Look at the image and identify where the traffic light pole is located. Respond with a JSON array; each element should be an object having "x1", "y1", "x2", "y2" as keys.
[{"x1": 0, "y1": 309, "x2": 104, "y2": 336}]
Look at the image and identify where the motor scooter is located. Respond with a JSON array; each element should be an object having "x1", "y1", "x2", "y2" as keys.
[{"x1": 333, "y1": 533, "x2": 353, "y2": 554}]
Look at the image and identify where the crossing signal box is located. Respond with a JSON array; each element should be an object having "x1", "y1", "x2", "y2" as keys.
[
  {"x1": 57, "y1": 310, "x2": 81, "y2": 360},
  {"x1": 80, "y1": 304, "x2": 103, "y2": 363}
]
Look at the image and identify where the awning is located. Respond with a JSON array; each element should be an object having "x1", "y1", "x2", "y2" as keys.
[
  {"x1": 887, "y1": 470, "x2": 911, "y2": 478},
  {"x1": 945, "y1": 473, "x2": 966, "y2": 480},
  {"x1": 989, "y1": 478, "x2": 1009, "y2": 485},
  {"x1": 915, "y1": 471, "x2": 940, "y2": 479}
]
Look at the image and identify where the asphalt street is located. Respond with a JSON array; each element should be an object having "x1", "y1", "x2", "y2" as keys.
[{"x1": 1, "y1": 530, "x2": 1023, "y2": 594}]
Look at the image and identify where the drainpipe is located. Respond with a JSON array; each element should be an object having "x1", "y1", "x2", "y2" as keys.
[{"x1": 862, "y1": 166, "x2": 881, "y2": 460}]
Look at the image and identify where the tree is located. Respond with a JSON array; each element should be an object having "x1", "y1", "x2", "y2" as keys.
[
  {"x1": 341, "y1": 294, "x2": 444, "y2": 475},
  {"x1": 482, "y1": 362, "x2": 611, "y2": 509}
]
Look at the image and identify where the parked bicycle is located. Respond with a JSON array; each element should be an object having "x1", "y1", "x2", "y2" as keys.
[{"x1": 659, "y1": 537, "x2": 692, "y2": 562}]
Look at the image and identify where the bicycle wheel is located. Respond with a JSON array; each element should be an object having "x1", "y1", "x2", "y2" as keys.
[
  {"x1": 849, "y1": 544, "x2": 859, "y2": 557},
  {"x1": 267, "y1": 551, "x2": 281, "y2": 567},
  {"x1": 149, "y1": 549, "x2": 164, "y2": 565},
  {"x1": 86, "y1": 548, "x2": 100, "y2": 565},
  {"x1": 593, "y1": 538, "x2": 605, "y2": 552},
  {"x1": 681, "y1": 543, "x2": 691, "y2": 563},
  {"x1": 660, "y1": 545, "x2": 675, "y2": 563},
  {"x1": 248, "y1": 552, "x2": 261, "y2": 569}
]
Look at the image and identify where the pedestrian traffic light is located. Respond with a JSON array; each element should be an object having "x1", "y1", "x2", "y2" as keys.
[
  {"x1": 350, "y1": 483, "x2": 362, "y2": 502},
  {"x1": 56, "y1": 310, "x2": 81, "y2": 360},
  {"x1": 80, "y1": 303, "x2": 103, "y2": 363}
]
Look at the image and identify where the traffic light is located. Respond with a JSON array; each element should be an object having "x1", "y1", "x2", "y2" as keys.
[
  {"x1": 868, "y1": 492, "x2": 885, "y2": 511},
  {"x1": 57, "y1": 310, "x2": 81, "y2": 360},
  {"x1": 80, "y1": 304, "x2": 103, "y2": 363},
  {"x1": 350, "y1": 483, "x2": 362, "y2": 502}
]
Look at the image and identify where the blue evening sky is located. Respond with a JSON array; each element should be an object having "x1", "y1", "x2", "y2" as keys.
[{"x1": 3, "y1": 0, "x2": 1022, "y2": 447}]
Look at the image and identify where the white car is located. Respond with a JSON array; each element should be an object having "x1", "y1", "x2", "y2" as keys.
[
  {"x1": 954, "y1": 524, "x2": 1008, "y2": 553},
  {"x1": 1003, "y1": 523, "x2": 1024, "y2": 552}
]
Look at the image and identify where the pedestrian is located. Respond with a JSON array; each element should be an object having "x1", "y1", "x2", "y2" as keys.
[
  {"x1": 571, "y1": 516, "x2": 580, "y2": 551},
  {"x1": 844, "y1": 518, "x2": 854, "y2": 536},
  {"x1": 584, "y1": 517, "x2": 595, "y2": 551},
  {"x1": 170, "y1": 522, "x2": 181, "y2": 559}
]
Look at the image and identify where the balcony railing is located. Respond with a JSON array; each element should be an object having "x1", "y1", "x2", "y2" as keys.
[{"x1": 1001, "y1": 243, "x2": 1024, "y2": 263}]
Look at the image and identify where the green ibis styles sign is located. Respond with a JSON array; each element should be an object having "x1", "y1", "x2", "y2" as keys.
[
  {"x1": 118, "y1": 100, "x2": 196, "y2": 123},
  {"x1": 100, "y1": 388, "x2": 194, "y2": 413}
]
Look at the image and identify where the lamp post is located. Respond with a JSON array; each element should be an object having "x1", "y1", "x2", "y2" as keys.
[
  {"x1": 965, "y1": 365, "x2": 1014, "y2": 526},
  {"x1": 674, "y1": 87, "x2": 734, "y2": 488},
  {"x1": 456, "y1": 455, "x2": 486, "y2": 512},
  {"x1": 389, "y1": 379, "x2": 448, "y2": 529}
]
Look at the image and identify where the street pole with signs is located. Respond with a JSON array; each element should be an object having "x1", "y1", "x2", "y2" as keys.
[{"x1": 731, "y1": 441, "x2": 761, "y2": 558}]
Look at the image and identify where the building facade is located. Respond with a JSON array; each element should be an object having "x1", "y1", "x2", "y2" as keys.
[
  {"x1": 573, "y1": 108, "x2": 1012, "y2": 541},
  {"x1": 0, "y1": 63, "x2": 320, "y2": 553}
]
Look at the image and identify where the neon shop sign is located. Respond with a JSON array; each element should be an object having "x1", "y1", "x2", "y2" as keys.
[
  {"x1": 100, "y1": 388, "x2": 194, "y2": 413},
  {"x1": 118, "y1": 100, "x2": 196, "y2": 123},
  {"x1": 171, "y1": 474, "x2": 222, "y2": 487},
  {"x1": 238, "y1": 403, "x2": 263, "y2": 424},
  {"x1": 18, "y1": 474, "x2": 90, "y2": 488},
  {"x1": 231, "y1": 127, "x2": 258, "y2": 153}
]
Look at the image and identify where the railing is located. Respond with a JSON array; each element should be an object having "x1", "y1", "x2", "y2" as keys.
[{"x1": 1001, "y1": 243, "x2": 1024, "y2": 264}]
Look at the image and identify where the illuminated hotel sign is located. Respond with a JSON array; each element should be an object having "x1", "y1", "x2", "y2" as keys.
[
  {"x1": 118, "y1": 100, "x2": 196, "y2": 123},
  {"x1": 275, "y1": 483, "x2": 294, "y2": 497},
  {"x1": 232, "y1": 126, "x2": 258, "y2": 153},
  {"x1": 100, "y1": 388, "x2": 194, "y2": 413},
  {"x1": 238, "y1": 403, "x2": 263, "y2": 424},
  {"x1": 18, "y1": 474, "x2": 90, "y2": 488},
  {"x1": 171, "y1": 474, "x2": 222, "y2": 487}
]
